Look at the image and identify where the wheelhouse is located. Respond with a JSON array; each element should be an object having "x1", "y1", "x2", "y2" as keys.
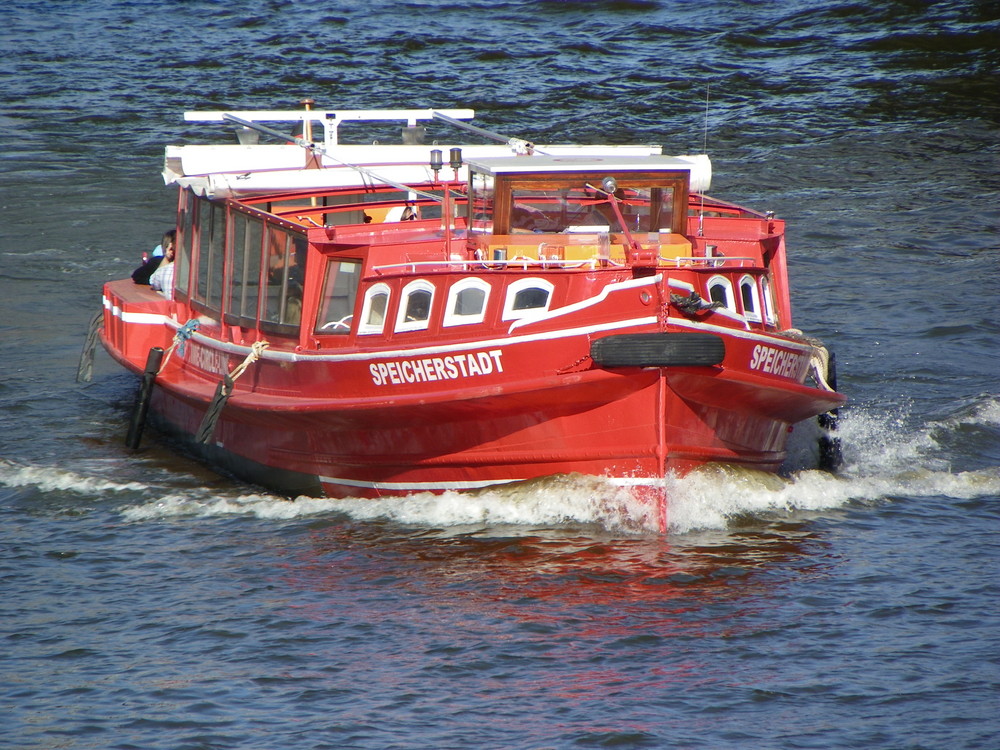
[{"x1": 465, "y1": 155, "x2": 695, "y2": 267}]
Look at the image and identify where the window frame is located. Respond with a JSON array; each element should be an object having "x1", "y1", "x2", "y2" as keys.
[
  {"x1": 394, "y1": 279, "x2": 436, "y2": 333},
  {"x1": 739, "y1": 274, "x2": 762, "y2": 323},
  {"x1": 358, "y1": 283, "x2": 392, "y2": 336},
  {"x1": 223, "y1": 209, "x2": 265, "y2": 327},
  {"x1": 760, "y1": 275, "x2": 778, "y2": 327},
  {"x1": 314, "y1": 257, "x2": 362, "y2": 335},
  {"x1": 706, "y1": 275, "x2": 736, "y2": 312},
  {"x1": 443, "y1": 278, "x2": 491, "y2": 327},
  {"x1": 502, "y1": 277, "x2": 554, "y2": 322}
]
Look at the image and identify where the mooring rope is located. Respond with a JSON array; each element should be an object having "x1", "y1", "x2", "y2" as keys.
[
  {"x1": 158, "y1": 319, "x2": 200, "y2": 373},
  {"x1": 670, "y1": 291, "x2": 723, "y2": 315},
  {"x1": 195, "y1": 340, "x2": 269, "y2": 444},
  {"x1": 779, "y1": 328, "x2": 837, "y2": 391}
]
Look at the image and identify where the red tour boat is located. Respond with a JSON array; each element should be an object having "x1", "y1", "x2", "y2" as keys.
[{"x1": 96, "y1": 105, "x2": 845, "y2": 523}]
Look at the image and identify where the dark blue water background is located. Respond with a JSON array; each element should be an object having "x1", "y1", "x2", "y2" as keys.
[{"x1": 1, "y1": 1, "x2": 998, "y2": 748}]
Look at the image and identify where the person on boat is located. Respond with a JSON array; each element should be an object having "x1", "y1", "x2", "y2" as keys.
[
  {"x1": 148, "y1": 238, "x2": 176, "y2": 299},
  {"x1": 132, "y1": 229, "x2": 175, "y2": 285}
]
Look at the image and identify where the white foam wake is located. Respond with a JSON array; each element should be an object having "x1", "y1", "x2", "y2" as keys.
[
  {"x1": 118, "y1": 461, "x2": 999, "y2": 535},
  {"x1": 0, "y1": 458, "x2": 147, "y2": 494}
]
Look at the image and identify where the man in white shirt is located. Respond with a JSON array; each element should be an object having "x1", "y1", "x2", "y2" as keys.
[{"x1": 149, "y1": 241, "x2": 176, "y2": 299}]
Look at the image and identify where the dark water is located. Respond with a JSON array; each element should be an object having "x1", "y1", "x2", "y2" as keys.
[{"x1": 2, "y1": 1, "x2": 999, "y2": 748}]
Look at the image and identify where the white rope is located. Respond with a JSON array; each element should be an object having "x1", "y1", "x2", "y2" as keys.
[{"x1": 228, "y1": 340, "x2": 269, "y2": 383}]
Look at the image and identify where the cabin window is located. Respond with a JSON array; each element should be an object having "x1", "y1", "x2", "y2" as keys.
[
  {"x1": 209, "y1": 203, "x2": 226, "y2": 310},
  {"x1": 444, "y1": 278, "x2": 490, "y2": 326},
  {"x1": 260, "y1": 226, "x2": 307, "y2": 332},
  {"x1": 174, "y1": 191, "x2": 195, "y2": 300},
  {"x1": 396, "y1": 280, "x2": 435, "y2": 332},
  {"x1": 761, "y1": 276, "x2": 778, "y2": 327},
  {"x1": 190, "y1": 198, "x2": 226, "y2": 314},
  {"x1": 226, "y1": 211, "x2": 264, "y2": 324},
  {"x1": 359, "y1": 283, "x2": 391, "y2": 336},
  {"x1": 707, "y1": 276, "x2": 736, "y2": 312},
  {"x1": 315, "y1": 258, "x2": 361, "y2": 334},
  {"x1": 502, "y1": 278, "x2": 553, "y2": 321},
  {"x1": 739, "y1": 275, "x2": 762, "y2": 323}
]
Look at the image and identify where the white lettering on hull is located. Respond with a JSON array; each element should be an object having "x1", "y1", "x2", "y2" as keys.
[
  {"x1": 749, "y1": 344, "x2": 808, "y2": 380},
  {"x1": 186, "y1": 345, "x2": 229, "y2": 376},
  {"x1": 370, "y1": 349, "x2": 504, "y2": 386}
]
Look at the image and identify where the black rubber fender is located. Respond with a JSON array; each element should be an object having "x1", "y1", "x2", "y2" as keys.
[{"x1": 590, "y1": 332, "x2": 726, "y2": 367}]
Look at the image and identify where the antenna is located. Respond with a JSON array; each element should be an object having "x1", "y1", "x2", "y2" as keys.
[{"x1": 698, "y1": 84, "x2": 710, "y2": 237}]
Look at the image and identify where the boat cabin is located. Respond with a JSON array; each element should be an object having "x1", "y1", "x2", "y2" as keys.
[{"x1": 141, "y1": 144, "x2": 787, "y2": 364}]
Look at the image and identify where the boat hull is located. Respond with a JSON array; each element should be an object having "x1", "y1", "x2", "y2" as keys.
[{"x1": 123, "y1": 346, "x2": 838, "y2": 499}]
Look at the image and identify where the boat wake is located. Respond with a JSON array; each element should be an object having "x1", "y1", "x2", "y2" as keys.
[
  {"x1": 4, "y1": 396, "x2": 998, "y2": 535},
  {"x1": 0, "y1": 458, "x2": 147, "y2": 495}
]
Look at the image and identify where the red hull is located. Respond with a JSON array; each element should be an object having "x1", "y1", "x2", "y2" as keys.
[{"x1": 101, "y1": 280, "x2": 843, "y2": 500}]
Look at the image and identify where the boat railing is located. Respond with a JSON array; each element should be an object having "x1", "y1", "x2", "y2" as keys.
[
  {"x1": 372, "y1": 255, "x2": 761, "y2": 275},
  {"x1": 372, "y1": 258, "x2": 602, "y2": 275},
  {"x1": 668, "y1": 256, "x2": 760, "y2": 268}
]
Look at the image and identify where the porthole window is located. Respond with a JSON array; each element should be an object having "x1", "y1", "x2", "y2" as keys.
[
  {"x1": 502, "y1": 278, "x2": 553, "y2": 321},
  {"x1": 706, "y1": 275, "x2": 736, "y2": 312},
  {"x1": 395, "y1": 280, "x2": 435, "y2": 332},
  {"x1": 444, "y1": 278, "x2": 491, "y2": 327},
  {"x1": 358, "y1": 283, "x2": 391, "y2": 336},
  {"x1": 739, "y1": 275, "x2": 762, "y2": 323}
]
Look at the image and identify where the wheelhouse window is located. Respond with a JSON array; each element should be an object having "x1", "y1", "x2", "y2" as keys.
[
  {"x1": 507, "y1": 185, "x2": 677, "y2": 234},
  {"x1": 444, "y1": 278, "x2": 490, "y2": 327},
  {"x1": 395, "y1": 280, "x2": 435, "y2": 332},
  {"x1": 739, "y1": 275, "x2": 762, "y2": 323},
  {"x1": 359, "y1": 283, "x2": 391, "y2": 336},
  {"x1": 502, "y1": 278, "x2": 553, "y2": 321},
  {"x1": 467, "y1": 163, "x2": 690, "y2": 237},
  {"x1": 315, "y1": 258, "x2": 361, "y2": 335},
  {"x1": 707, "y1": 275, "x2": 736, "y2": 312}
]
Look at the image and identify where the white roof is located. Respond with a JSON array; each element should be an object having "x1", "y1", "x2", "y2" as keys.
[
  {"x1": 465, "y1": 154, "x2": 712, "y2": 192},
  {"x1": 163, "y1": 143, "x2": 697, "y2": 197}
]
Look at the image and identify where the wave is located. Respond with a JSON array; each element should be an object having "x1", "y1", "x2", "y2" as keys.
[
  {"x1": 0, "y1": 458, "x2": 147, "y2": 494},
  {"x1": 7, "y1": 396, "x2": 997, "y2": 534}
]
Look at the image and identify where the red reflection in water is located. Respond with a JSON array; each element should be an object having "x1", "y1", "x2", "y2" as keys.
[{"x1": 277, "y1": 519, "x2": 827, "y2": 638}]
